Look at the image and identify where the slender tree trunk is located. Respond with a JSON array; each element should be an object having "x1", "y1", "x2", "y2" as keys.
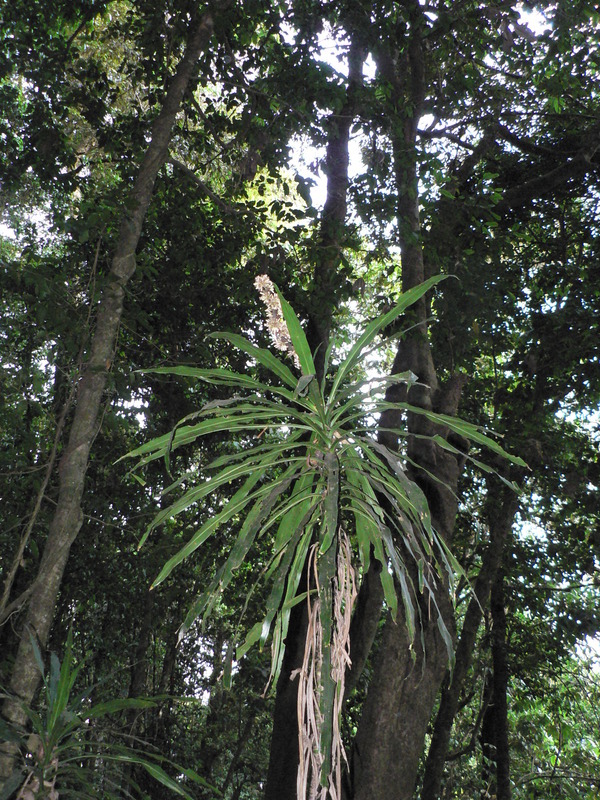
[
  {"x1": 119, "y1": 591, "x2": 156, "y2": 790},
  {"x1": 221, "y1": 707, "x2": 259, "y2": 796},
  {"x1": 157, "y1": 629, "x2": 178, "y2": 695},
  {"x1": 0, "y1": 348, "x2": 76, "y2": 630},
  {"x1": 421, "y1": 484, "x2": 519, "y2": 800},
  {"x1": 127, "y1": 592, "x2": 154, "y2": 711},
  {"x1": 490, "y1": 569, "x2": 512, "y2": 800},
  {"x1": 264, "y1": 34, "x2": 364, "y2": 800},
  {"x1": 149, "y1": 622, "x2": 179, "y2": 758},
  {"x1": 305, "y1": 35, "x2": 365, "y2": 380},
  {"x1": 0, "y1": 12, "x2": 215, "y2": 783},
  {"x1": 479, "y1": 672, "x2": 496, "y2": 798}
]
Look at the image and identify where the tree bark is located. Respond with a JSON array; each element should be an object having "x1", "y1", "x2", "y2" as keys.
[
  {"x1": 479, "y1": 671, "x2": 496, "y2": 798},
  {"x1": 344, "y1": 558, "x2": 384, "y2": 701},
  {"x1": 352, "y1": 595, "x2": 452, "y2": 800},
  {"x1": 0, "y1": 11, "x2": 215, "y2": 783},
  {"x1": 264, "y1": 565, "x2": 310, "y2": 800},
  {"x1": 221, "y1": 707, "x2": 259, "y2": 797}
]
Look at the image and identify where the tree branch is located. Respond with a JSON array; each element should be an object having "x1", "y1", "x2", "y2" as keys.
[
  {"x1": 499, "y1": 148, "x2": 599, "y2": 212},
  {"x1": 168, "y1": 158, "x2": 243, "y2": 215}
]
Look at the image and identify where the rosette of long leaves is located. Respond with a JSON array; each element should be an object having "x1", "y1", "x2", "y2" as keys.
[
  {"x1": 0, "y1": 631, "x2": 212, "y2": 800},
  {"x1": 125, "y1": 275, "x2": 524, "y2": 799}
]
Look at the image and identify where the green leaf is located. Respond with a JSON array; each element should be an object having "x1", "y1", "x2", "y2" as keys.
[
  {"x1": 141, "y1": 365, "x2": 300, "y2": 403},
  {"x1": 270, "y1": 526, "x2": 315, "y2": 686},
  {"x1": 388, "y1": 403, "x2": 528, "y2": 466},
  {"x1": 46, "y1": 629, "x2": 83, "y2": 735},
  {"x1": 150, "y1": 468, "x2": 267, "y2": 588},
  {"x1": 207, "y1": 331, "x2": 298, "y2": 387},
  {"x1": 236, "y1": 620, "x2": 264, "y2": 660},
  {"x1": 109, "y1": 755, "x2": 194, "y2": 798},
  {"x1": 87, "y1": 698, "x2": 156, "y2": 718},
  {"x1": 0, "y1": 719, "x2": 23, "y2": 744},
  {"x1": 204, "y1": 465, "x2": 300, "y2": 599},
  {"x1": 0, "y1": 770, "x2": 25, "y2": 800},
  {"x1": 295, "y1": 372, "x2": 316, "y2": 397},
  {"x1": 273, "y1": 283, "x2": 316, "y2": 375},
  {"x1": 329, "y1": 274, "x2": 447, "y2": 400},
  {"x1": 139, "y1": 451, "x2": 303, "y2": 548},
  {"x1": 258, "y1": 484, "x2": 320, "y2": 652},
  {"x1": 29, "y1": 630, "x2": 46, "y2": 681}
]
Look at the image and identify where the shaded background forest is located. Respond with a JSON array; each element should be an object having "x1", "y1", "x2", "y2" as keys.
[{"x1": 1, "y1": 1, "x2": 600, "y2": 798}]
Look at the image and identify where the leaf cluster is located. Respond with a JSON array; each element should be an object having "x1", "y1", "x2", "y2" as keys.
[{"x1": 0, "y1": 630, "x2": 214, "y2": 800}]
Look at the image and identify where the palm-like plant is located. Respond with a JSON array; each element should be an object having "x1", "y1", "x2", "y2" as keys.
[
  {"x1": 0, "y1": 631, "x2": 212, "y2": 800},
  {"x1": 126, "y1": 275, "x2": 523, "y2": 800}
]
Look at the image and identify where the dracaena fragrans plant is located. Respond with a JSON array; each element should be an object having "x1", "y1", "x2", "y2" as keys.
[{"x1": 125, "y1": 275, "x2": 523, "y2": 800}]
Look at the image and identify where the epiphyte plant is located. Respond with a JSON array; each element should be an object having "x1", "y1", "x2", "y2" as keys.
[{"x1": 126, "y1": 274, "x2": 524, "y2": 800}]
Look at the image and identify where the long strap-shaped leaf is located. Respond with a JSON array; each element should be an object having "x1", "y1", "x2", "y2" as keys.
[
  {"x1": 328, "y1": 274, "x2": 447, "y2": 403},
  {"x1": 150, "y1": 465, "x2": 274, "y2": 589},
  {"x1": 139, "y1": 454, "x2": 303, "y2": 547},
  {"x1": 207, "y1": 331, "x2": 299, "y2": 387},
  {"x1": 126, "y1": 411, "x2": 293, "y2": 465},
  {"x1": 260, "y1": 473, "x2": 322, "y2": 653},
  {"x1": 274, "y1": 285, "x2": 316, "y2": 377},
  {"x1": 378, "y1": 402, "x2": 528, "y2": 466},
  {"x1": 269, "y1": 523, "x2": 316, "y2": 685},
  {"x1": 183, "y1": 471, "x2": 318, "y2": 646}
]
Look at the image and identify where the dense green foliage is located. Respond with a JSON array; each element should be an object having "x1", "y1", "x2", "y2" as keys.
[{"x1": 1, "y1": 1, "x2": 599, "y2": 799}]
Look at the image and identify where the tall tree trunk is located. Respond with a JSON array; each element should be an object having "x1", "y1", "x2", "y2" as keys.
[
  {"x1": 305, "y1": 35, "x2": 365, "y2": 381},
  {"x1": 352, "y1": 7, "x2": 465, "y2": 798},
  {"x1": 127, "y1": 591, "x2": 155, "y2": 714},
  {"x1": 152, "y1": 622, "x2": 180, "y2": 748},
  {"x1": 264, "y1": 34, "x2": 364, "y2": 800},
  {"x1": 197, "y1": 631, "x2": 227, "y2": 795},
  {"x1": 0, "y1": 12, "x2": 216, "y2": 783},
  {"x1": 119, "y1": 591, "x2": 155, "y2": 789},
  {"x1": 221, "y1": 706, "x2": 259, "y2": 797},
  {"x1": 352, "y1": 596, "x2": 452, "y2": 800},
  {"x1": 421, "y1": 483, "x2": 519, "y2": 800}
]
